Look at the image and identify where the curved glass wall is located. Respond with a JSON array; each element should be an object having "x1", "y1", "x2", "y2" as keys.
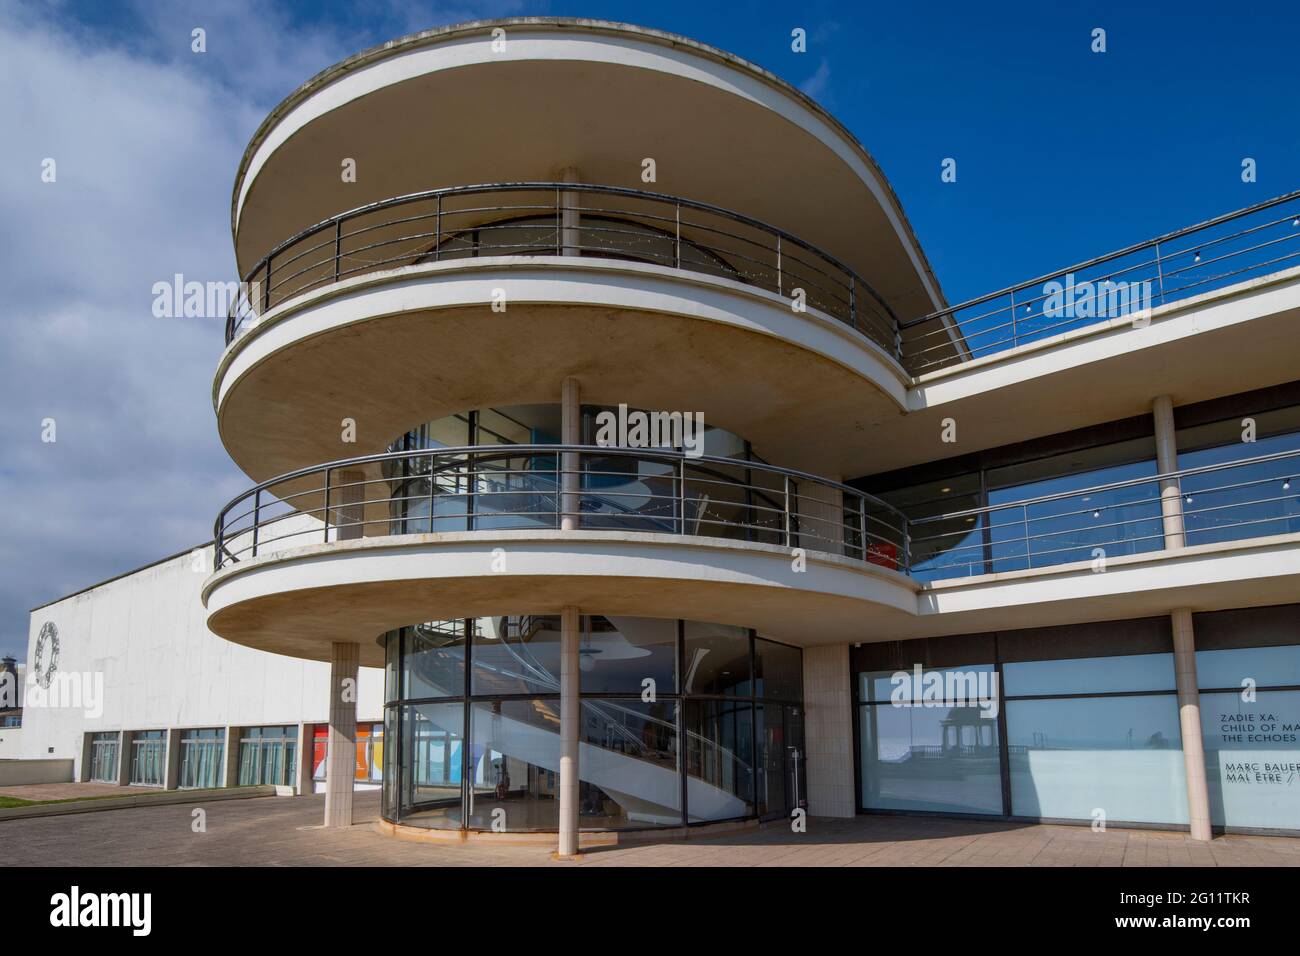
[{"x1": 382, "y1": 615, "x2": 805, "y2": 832}]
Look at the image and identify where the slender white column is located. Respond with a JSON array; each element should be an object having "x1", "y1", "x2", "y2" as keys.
[
  {"x1": 1171, "y1": 608, "x2": 1213, "y2": 841},
  {"x1": 560, "y1": 166, "x2": 581, "y2": 256},
  {"x1": 1153, "y1": 394, "x2": 1185, "y2": 548},
  {"x1": 557, "y1": 605, "x2": 581, "y2": 856},
  {"x1": 561, "y1": 376, "x2": 580, "y2": 531},
  {"x1": 323, "y1": 641, "x2": 359, "y2": 828}
]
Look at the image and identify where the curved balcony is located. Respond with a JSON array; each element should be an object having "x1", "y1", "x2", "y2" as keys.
[
  {"x1": 213, "y1": 444, "x2": 908, "y2": 570},
  {"x1": 224, "y1": 182, "x2": 900, "y2": 355},
  {"x1": 203, "y1": 443, "x2": 1300, "y2": 663}
]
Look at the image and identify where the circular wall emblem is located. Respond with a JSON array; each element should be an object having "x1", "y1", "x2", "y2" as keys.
[{"x1": 33, "y1": 621, "x2": 60, "y2": 689}]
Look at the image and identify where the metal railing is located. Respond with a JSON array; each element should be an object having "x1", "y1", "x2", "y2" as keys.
[
  {"x1": 213, "y1": 444, "x2": 910, "y2": 572},
  {"x1": 224, "y1": 182, "x2": 900, "y2": 355},
  {"x1": 899, "y1": 189, "x2": 1300, "y2": 373},
  {"x1": 214, "y1": 443, "x2": 1300, "y2": 584},
  {"x1": 907, "y1": 446, "x2": 1300, "y2": 580}
]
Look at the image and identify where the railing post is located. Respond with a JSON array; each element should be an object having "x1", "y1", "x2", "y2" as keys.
[
  {"x1": 783, "y1": 475, "x2": 792, "y2": 547},
  {"x1": 251, "y1": 489, "x2": 261, "y2": 559},
  {"x1": 849, "y1": 274, "x2": 857, "y2": 333},
  {"x1": 262, "y1": 259, "x2": 271, "y2": 313},
  {"x1": 429, "y1": 454, "x2": 437, "y2": 533},
  {"x1": 333, "y1": 218, "x2": 341, "y2": 283},
  {"x1": 1021, "y1": 504, "x2": 1030, "y2": 572},
  {"x1": 776, "y1": 234, "x2": 782, "y2": 296},
  {"x1": 677, "y1": 458, "x2": 686, "y2": 534},
  {"x1": 674, "y1": 203, "x2": 681, "y2": 269},
  {"x1": 434, "y1": 194, "x2": 442, "y2": 261},
  {"x1": 900, "y1": 517, "x2": 911, "y2": 574},
  {"x1": 857, "y1": 494, "x2": 868, "y2": 562},
  {"x1": 1008, "y1": 289, "x2": 1018, "y2": 349},
  {"x1": 323, "y1": 468, "x2": 331, "y2": 543},
  {"x1": 555, "y1": 188, "x2": 562, "y2": 255},
  {"x1": 1154, "y1": 238, "x2": 1166, "y2": 305},
  {"x1": 465, "y1": 451, "x2": 475, "y2": 532}
]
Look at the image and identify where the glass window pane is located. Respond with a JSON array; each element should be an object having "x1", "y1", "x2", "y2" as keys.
[
  {"x1": 683, "y1": 621, "x2": 750, "y2": 696},
  {"x1": 684, "y1": 699, "x2": 754, "y2": 821},
  {"x1": 756, "y1": 703, "x2": 806, "y2": 819},
  {"x1": 1196, "y1": 645, "x2": 1300, "y2": 689},
  {"x1": 578, "y1": 616, "x2": 677, "y2": 695},
  {"x1": 472, "y1": 616, "x2": 562, "y2": 696},
  {"x1": 467, "y1": 699, "x2": 559, "y2": 831},
  {"x1": 579, "y1": 699, "x2": 680, "y2": 828},
  {"x1": 404, "y1": 622, "x2": 467, "y2": 698},
  {"x1": 1199, "y1": 689, "x2": 1300, "y2": 830},
  {"x1": 400, "y1": 701, "x2": 464, "y2": 829},
  {"x1": 859, "y1": 701, "x2": 1002, "y2": 814},
  {"x1": 1005, "y1": 695, "x2": 1188, "y2": 824},
  {"x1": 1003, "y1": 653, "x2": 1175, "y2": 696},
  {"x1": 859, "y1": 663, "x2": 996, "y2": 704},
  {"x1": 754, "y1": 639, "x2": 802, "y2": 701}
]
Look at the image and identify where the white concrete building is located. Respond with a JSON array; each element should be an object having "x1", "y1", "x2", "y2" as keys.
[{"x1": 15, "y1": 18, "x2": 1300, "y2": 852}]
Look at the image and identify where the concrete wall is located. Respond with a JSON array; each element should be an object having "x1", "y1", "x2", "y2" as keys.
[
  {"x1": 801, "y1": 643, "x2": 856, "y2": 818},
  {"x1": 20, "y1": 543, "x2": 384, "y2": 782},
  {"x1": 0, "y1": 758, "x2": 74, "y2": 786}
]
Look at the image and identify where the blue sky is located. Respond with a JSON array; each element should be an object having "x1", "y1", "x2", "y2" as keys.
[{"x1": 1, "y1": 0, "x2": 1298, "y2": 658}]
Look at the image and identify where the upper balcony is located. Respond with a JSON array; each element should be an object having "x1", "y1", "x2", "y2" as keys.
[
  {"x1": 214, "y1": 182, "x2": 927, "y2": 485},
  {"x1": 230, "y1": 17, "x2": 943, "y2": 323}
]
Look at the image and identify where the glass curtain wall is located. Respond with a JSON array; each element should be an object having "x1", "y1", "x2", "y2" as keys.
[
  {"x1": 384, "y1": 615, "x2": 803, "y2": 832},
  {"x1": 178, "y1": 728, "x2": 224, "y2": 789},
  {"x1": 854, "y1": 627, "x2": 1192, "y2": 827}
]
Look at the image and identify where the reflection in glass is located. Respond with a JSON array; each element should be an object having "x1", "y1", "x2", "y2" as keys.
[
  {"x1": 471, "y1": 616, "x2": 563, "y2": 697},
  {"x1": 684, "y1": 699, "x2": 754, "y2": 821},
  {"x1": 400, "y1": 701, "x2": 463, "y2": 829},
  {"x1": 757, "y1": 703, "x2": 805, "y2": 819},
  {"x1": 684, "y1": 622, "x2": 751, "y2": 696},
  {"x1": 403, "y1": 621, "x2": 468, "y2": 698},
  {"x1": 89, "y1": 731, "x2": 119, "y2": 783},
  {"x1": 1005, "y1": 696, "x2": 1188, "y2": 824},
  {"x1": 859, "y1": 701, "x2": 1002, "y2": 815},
  {"x1": 755, "y1": 639, "x2": 802, "y2": 701},
  {"x1": 1002, "y1": 653, "x2": 1175, "y2": 696}
]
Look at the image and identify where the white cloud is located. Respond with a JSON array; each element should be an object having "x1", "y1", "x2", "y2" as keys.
[{"x1": 0, "y1": 0, "x2": 521, "y2": 657}]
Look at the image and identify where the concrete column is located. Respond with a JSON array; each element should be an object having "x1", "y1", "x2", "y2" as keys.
[
  {"x1": 561, "y1": 377, "x2": 580, "y2": 532},
  {"x1": 117, "y1": 731, "x2": 133, "y2": 787},
  {"x1": 324, "y1": 642, "x2": 359, "y2": 828},
  {"x1": 557, "y1": 605, "x2": 581, "y2": 857},
  {"x1": 560, "y1": 167, "x2": 581, "y2": 256},
  {"x1": 78, "y1": 733, "x2": 93, "y2": 783},
  {"x1": 801, "y1": 644, "x2": 856, "y2": 817},
  {"x1": 1172, "y1": 608, "x2": 1213, "y2": 841},
  {"x1": 1153, "y1": 395, "x2": 1185, "y2": 548},
  {"x1": 296, "y1": 722, "x2": 316, "y2": 796},
  {"x1": 223, "y1": 726, "x2": 241, "y2": 787},
  {"x1": 164, "y1": 728, "x2": 183, "y2": 790}
]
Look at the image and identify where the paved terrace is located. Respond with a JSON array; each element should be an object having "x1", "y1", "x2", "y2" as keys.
[{"x1": 4, "y1": 790, "x2": 1297, "y2": 866}]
